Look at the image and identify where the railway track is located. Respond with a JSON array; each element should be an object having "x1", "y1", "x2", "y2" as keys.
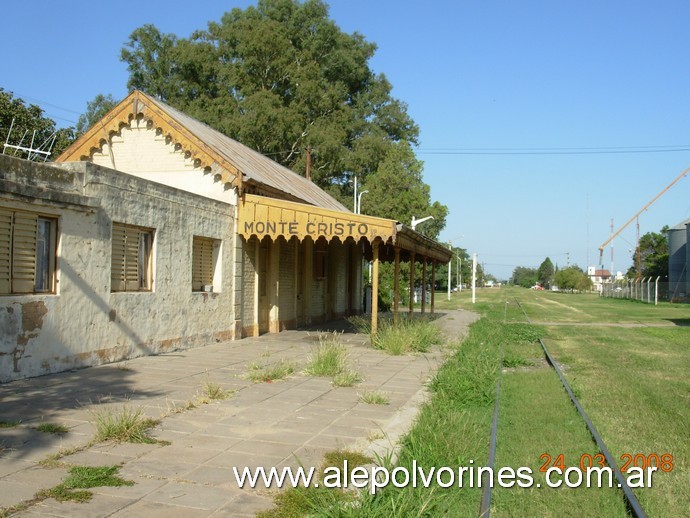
[{"x1": 479, "y1": 298, "x2": 647, "y2": 518}]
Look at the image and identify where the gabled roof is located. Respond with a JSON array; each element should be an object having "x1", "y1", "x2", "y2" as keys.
[
  {"x1": 592, "y1": 269, "x2": 611, "y2": 277},
  {"x1": 56, "y1": 90, "x2": 348, "y2": 212}
]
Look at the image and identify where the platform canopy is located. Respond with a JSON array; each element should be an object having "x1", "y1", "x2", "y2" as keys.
[{"x1": 238, "y1": 193, "x2": 452, "y2": 264}]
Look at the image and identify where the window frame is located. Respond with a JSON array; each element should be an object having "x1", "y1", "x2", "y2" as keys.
[
  {"x1": 111, "y1": 222, "x2": 154, "y2": 293},
  {"x1": 192, "y1": 235, "x2": 219, "y2": 292},
  {"x1": 0, "y1": 208, "x2": 57, "y2": 296}
]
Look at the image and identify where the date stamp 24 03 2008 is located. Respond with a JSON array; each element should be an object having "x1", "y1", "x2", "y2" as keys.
[{"x1": 540, "y1": 452, "x2": 674, "y2": 473}]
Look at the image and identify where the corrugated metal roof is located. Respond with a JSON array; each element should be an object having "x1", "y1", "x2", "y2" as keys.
[
  {"x1": 670, "y1": 217, "x2": 690, "y2": 230},
  {"x1": 142, "y1": 94, "x2": 348, "y2": 212}
]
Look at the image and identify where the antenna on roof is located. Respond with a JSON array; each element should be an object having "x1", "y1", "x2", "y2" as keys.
[{"x1": 3, "y1": 118, "x2": 56, "y2": 161}]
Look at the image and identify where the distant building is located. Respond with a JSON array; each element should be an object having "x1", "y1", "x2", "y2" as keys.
[
  {"x1": 587, "y1": 266, "x2": 612, "y2": 292},
  {"x1": 668, "y1": 218, "x2": 690, "y2": 300}
]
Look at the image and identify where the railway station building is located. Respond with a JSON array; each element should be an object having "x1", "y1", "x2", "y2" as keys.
[{"x1": 0, "y1": 90, "x2": 450, "y2": 381}]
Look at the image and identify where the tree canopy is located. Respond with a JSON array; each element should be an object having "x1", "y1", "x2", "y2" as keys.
[
  {"x1": 0, "y1": 89, "x2": 74, "y2": 159},
  {"x1": 511, "y1": 266, "x2": 538, "y2": 288},
  {"x1": 537, "y1": 257, "x2": 555, "y2": 289},
  {"x1": 626, "y1": 227, "x2": 669, "y2": 279},
  {"x1": 76, "y1": 94, "x2": 118, "y2": 136},
  {"x1": 120, "y1": 0, "x2": 445, "y2": 235},
  {"x1": 554, "y1": 265, "x2": 591, "y2": 292}
]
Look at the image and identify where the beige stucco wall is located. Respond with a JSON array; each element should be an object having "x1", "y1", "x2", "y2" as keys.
[{"x1": 0, "y1": 156, "x2": 235, "y2": 382}]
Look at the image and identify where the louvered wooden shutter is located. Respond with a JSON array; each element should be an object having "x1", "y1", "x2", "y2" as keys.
[
  {"x1": 112, "y1": 223, "x2": 151, "y2": 291},
  {"x1": 111, "y1": 223, "x2": 127, "y2": 291},
  {"x1": 11, "y1": 211, "x2": 38, "y2": 293},
  {"x1": 192, "y1": 237, "x2": 214, "y2": 291},
  {"x1": 125, "y1": 228, "x2": 141, "y2": 291},
  {"x1": 0, "y1": 209, "x2": 12, "y2": 294}
]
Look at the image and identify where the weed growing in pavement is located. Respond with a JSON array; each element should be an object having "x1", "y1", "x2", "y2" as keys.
[
  {"x1": 248, "y1": 359, "x2": 295, "y2": 383},
  {"x1": 304, "y1": 332, "x2": 349, "y2": 377},
  {"x1": 36, "y1": 465, "x2": 133, "y2": 503},
  {"x1": 35, "y1": 423, "x2": 69, "y2": 435},
  {"x1": 0, "y1": 421, "x2": 19, "y2": 428},
  {"x1": 203, "y1": 381, "x2": 231, "y2": 400},
  {"x1": 359, "y1": 390, "x2": 390, "y2": 405},
  {"x1": 332, "y1": 370, "x2": 362, "y2": 387},
  {"x1": 372, "y1": 319, "x2": 443, "y2": 355},
  {"x1": 91, "y1": 405, "x2": 161, "y2": 444},
  {"x1": 304, "y1": 332, "x2": 363, "y2": 387}
]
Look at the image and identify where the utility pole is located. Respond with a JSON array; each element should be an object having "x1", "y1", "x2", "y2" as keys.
[
  {"x1": 472, "y1": 253, "x2": 477, "y2": 304},
  {"x1": 447, "y1": 242, "x2": 452, "y2": 301},
  {"x1": 353, "y1": 175, "x2": 357, "y2": 213},
  {"x1": 636, "y1": 217, "x2": 641, "y2": 280},
  {"x1": 305, "y1": 147, "x2": 312, "y2": 181},
  {"x1": 610, "y1": 218, "x2": 614, "y2": 277}
]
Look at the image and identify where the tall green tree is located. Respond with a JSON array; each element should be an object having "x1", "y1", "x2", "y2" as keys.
[
  {"x1": 76, "y1": 94, "x2": 118, "y2": 136},
  {"x1": 121, "y1": 24, "x2": 179, "y2": 101},
  {"x1": 360, "y1": 141, "x2": 447, "y2": 239},
  {"x1": 120, "y1": 0, "x2": 423, "y2": 207},
  {"x1": 555, "y1": 265, "x2": 592, "y2": 292},
  {"x1": 537, "y1": 257, "x2": 555, "y2": 289},
  {"x1": 0, "y1": 89, "x2": 74, "y2": 159},
  {"x1": 511, "y1": 266, "x2": 538, "y2": 288},
  {"x1": 626, "y1": 227, "x2": 669, "y2": 279}
]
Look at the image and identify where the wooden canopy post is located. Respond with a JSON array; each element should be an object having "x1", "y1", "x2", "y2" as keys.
[
  {"x1": 431, "y1": 260, "x2": 436, "y2": 315},
  {"x1": 371, "y1": 239, "x2": 380, "y2": 337},
  {"x1": 409, "y1": 252, "x2": 416, "y2": 320},
  {"x1": 393, "y1": 246, "x2": 400, "y2": 324},
  {"x1": 421, "y1": 257, "x2": 427, "y2": 315}
]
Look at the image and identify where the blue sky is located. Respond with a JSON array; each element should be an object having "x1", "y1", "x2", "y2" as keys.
[{"x1": 2, "y1": 1, "x2": 689, "y2": 279}]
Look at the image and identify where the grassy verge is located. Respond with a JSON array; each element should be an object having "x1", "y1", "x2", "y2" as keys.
[
  {"x1": 353, "y1": 316, "x2": 504, "y2": 515},
  {"x1": 544, "y1": 324, "x2": 690, "y2": 516}
]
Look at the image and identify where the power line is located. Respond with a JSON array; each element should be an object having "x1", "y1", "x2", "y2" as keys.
[
  {"x1": 418, "y1": 145, "x2": 690, "y2": 156},
  {"x1": 7, "y1": 91, "x2": 82, "y2": 116}
]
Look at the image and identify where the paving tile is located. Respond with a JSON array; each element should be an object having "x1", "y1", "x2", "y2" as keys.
[
  {"x1": 0, "y1": 310, "x2": 476, "y2": 516},
  {"x1": 140, "y1": 480, "x2": 235, "y2": 510}
]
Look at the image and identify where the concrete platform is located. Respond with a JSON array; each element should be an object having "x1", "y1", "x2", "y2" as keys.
[{"x1": 0, "y1": 309, "x2": 477, "y2": 516}]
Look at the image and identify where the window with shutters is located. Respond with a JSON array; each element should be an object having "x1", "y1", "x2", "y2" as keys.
[
  {"x1": 0, "y1": 208, "x2": 57, "y2": 295},
  {"x1": 111, "y1": 223, "x2": 153, "y2": 292},
  {"x1": 192, "y1": 236, "x2": 219, "y2": 292}
]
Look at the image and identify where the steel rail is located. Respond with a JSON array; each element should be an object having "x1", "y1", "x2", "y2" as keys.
[{"x1": 514, "y1": 298, "x2": 647, "y2": 518}]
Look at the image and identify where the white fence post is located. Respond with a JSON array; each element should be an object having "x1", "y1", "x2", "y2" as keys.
[{"x1": 654, "y1": 275, "x2": 661, "y2": 305}]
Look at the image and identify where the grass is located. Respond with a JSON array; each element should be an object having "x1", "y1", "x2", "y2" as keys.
[
  {"x1": 439, "y1": 285, "x2": 689, "y2": 516},
  {"x1": 37, "y1": 465, "x2": 133, "y2": 503},
  {"x1": 203, "y1": 381, "x2": 231, "y2": 400},
  {"x1": 257, "y1": 450, "x2": 372, "y2": 517},
  {"x1": 304, "y1": 332, "x2": 363, "y2": 387},
  {"x1": 35, "y1": 423, "x2": 69, "y2": 435},
  {"x1": 359, "y1": 390, "x2": 390, "y2": 405},
  {"x1": 91, "y1": 405, "x2": 161, "y2": 444},
  {"x1": 0, "y1": 421, "x2": 19, "y2": 428},
  {"x1": 332, "y1": 370, "x2": 362, "y2": 387},
  {"x1": 371, "y1": 318, "x2": 443, "y2": 355},
  {"x1": 248, "y1": 359, "x2": 295, "y2": 383},
  {"x1": 304, "y1": 333, "x2": 350, "y2": 377}
]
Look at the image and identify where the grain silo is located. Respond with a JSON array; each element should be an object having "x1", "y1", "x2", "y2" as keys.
[{"x1": 668, "y1": 218, "x2": 690, "y2": 300}]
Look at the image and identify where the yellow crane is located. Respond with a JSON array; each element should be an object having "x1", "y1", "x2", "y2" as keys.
[{"x1": 598, "y1": 166, "x2": 689, "y2": 278}]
